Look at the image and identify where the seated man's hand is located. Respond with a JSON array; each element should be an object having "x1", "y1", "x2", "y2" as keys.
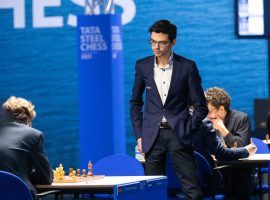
[
  {"x1": 211, "y1": 118, "x2": 229, "y2": 137},
  {"x1": 244, "y1": 143, "x2": 257, "y2": 156}
]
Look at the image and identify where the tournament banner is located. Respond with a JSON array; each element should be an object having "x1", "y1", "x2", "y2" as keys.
[{"x1": 77, "y1": 14, "x2": 125, "y2": 167}]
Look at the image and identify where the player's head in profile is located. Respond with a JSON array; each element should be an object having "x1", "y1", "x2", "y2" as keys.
[{"x1": 2, "y1": 96, "x2": 36, "y2": 126}]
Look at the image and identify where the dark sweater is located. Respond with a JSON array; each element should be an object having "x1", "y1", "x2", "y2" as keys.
[
  {"x1": 223, "y1": 109, "x2": 251, "y2": 147},
  {"x1": 193, "y1": 118, "x2": 249, "y2": 169}
]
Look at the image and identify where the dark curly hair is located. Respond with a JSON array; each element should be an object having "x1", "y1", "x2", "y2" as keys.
[{"x1": 205, "y1": 87, "x2": 231, "y2": 112}]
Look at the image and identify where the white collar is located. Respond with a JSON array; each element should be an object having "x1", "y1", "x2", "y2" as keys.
[{"x1": 154, "y1": 52, "x2": 173, "y2": 69}]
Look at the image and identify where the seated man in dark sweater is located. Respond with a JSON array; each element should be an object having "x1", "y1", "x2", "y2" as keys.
[
  {"x1": 201, "y1": 87, "x2": 256, "y2": 199},
  {"x1": 204, "y1": 87, "x2": 250, "y2": 148},
  {"x1": 193, "y1": 118, "x2": 256, "y2": 170},
  {"x1": 193, "y1": 117, "x2": 256, "y2": 194}
]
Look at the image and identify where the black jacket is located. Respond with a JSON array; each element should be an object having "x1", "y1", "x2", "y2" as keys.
[{"x1": 0, "y1": 120, "x2": 53, "y2": 193}]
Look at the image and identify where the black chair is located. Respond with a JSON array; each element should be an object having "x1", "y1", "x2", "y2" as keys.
[{"x1": 0, "y1": 170, "x2": 61, "y2": 200}]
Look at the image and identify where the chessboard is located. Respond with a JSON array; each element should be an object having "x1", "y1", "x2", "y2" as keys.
[{"x1": 53, "y1": 175, "x2": 105, "y2": 183}]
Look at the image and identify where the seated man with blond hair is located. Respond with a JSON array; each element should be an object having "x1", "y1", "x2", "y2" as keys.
[{"x1": 0, "y1": 96, "x2": 53, "y2": 198}]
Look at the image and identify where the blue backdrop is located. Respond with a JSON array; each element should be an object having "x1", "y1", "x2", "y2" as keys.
[{"x1": 0, "y1": 0, "x2": 268, "y2": 168}]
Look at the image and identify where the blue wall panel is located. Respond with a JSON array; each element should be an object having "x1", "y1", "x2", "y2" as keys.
[{"x1": 77, "y1": 15, "x2": 125, "y2": 166}]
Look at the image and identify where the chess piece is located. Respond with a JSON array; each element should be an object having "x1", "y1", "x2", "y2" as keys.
[
  {"x1": 77, "y1": 169, "x2": 81, "y2": 177},
  {"x1": 87, "y1": 160, "x2": 93, "y2": 176},
  {"x1": 59, "y1": 164, "x2": 65, "y2": 178},
  {"x1": 59, "y1": 164, "x2": 63, "y2": 170},
  {"x1": 53, "y1": 169, "x2": 58, "y2": 179},
  {"x1": 54, "y1": 164, "x2": 65, "y2": 180},
  {"x1": 69, "y1": 168, "x2": 73, "y2": 177},
  {"x1": 82, "y1": 169, "x2": 87, "y2": 177},
  {"x1": 233, "y1": 140, "x2": 238, "y2": 148},
  {"x1": 72, "y1": 170, "x2": 76, "y2": 177}
]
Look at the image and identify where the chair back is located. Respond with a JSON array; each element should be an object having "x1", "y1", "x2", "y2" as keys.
[
  {"x1": 166, "y1": 152, "x2": 213, "y2": 190},
  {"x1": 194, "y1": 151, "x2": 213, "y2": 190},
  {"x1": 93, "y1": 154, "x2": 145, "y2": 176},
  {"x1": 252, "y1": 137, "x2": 269, "y2": 154},
  {"x1": 0, "y1": 170, "x2": 33, "y2": 200}
]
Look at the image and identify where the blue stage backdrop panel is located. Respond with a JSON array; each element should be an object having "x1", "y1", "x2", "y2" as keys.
[
  {"x1": 0, "y1": 0, "x2": 268, "y2": 168},
  {"x1": 77, "y1": 14, "x2": 125, "y2": 166}
]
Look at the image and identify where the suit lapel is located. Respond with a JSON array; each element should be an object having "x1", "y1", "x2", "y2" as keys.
[
  {"x1": 144, "y1": 56, "x2": 163, "y2": 106},
  {"x1": 164, "y1": 53, "x2": 181, "y2": 106}
]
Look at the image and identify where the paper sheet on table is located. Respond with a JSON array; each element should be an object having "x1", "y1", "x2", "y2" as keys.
[{"x1": 239, "y1": 154, "x2": 270, "y2": 160}]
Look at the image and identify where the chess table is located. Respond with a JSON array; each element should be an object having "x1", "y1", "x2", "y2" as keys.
[
  {"x1": 217, "y1": 154, "x2": 270, "y2": 200},
  {"x1": 36, "y1": 176, "x2": 167, "y2": 200}
]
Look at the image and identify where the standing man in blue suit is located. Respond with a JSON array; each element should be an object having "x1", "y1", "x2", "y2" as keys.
[{"x1": 130, "y1": 19, "x2": 208, "y2": 199}]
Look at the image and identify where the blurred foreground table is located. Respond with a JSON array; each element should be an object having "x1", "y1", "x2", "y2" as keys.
[{"x1": 36, "y1": 176, "x2": 167, "y2": 200}]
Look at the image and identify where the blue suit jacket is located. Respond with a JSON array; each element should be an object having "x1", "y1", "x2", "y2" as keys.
[{"x1": 130, "y1": 53, "x2": 208, "y2": 153}]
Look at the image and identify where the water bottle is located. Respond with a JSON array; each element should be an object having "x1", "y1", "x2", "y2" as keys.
[{"x1": 135, "y1": 145, "x2": 145, "y2": 161}]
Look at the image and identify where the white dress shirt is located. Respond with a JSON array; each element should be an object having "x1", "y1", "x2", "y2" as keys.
[{"x1": 154, "y1": 53, "x2": 173, "y2": 122}]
